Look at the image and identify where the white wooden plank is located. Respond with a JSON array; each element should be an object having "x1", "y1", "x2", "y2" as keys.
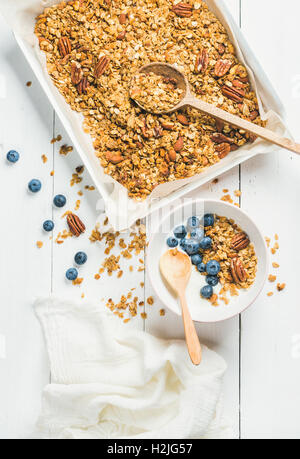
[
  {"x1": 145, "y1": 0, "x2": 241, "y2": 438},
  {"x1": 0, "y1": 17, "x2": 52, "y2": 438},
  {"x1": 240, "y1": 0, "x2": 300, "y2": 439},
  {"x1": 51, "y1": 116, "x2": 145, "y2": 330}
]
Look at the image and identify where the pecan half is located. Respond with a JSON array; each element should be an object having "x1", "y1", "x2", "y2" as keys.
[
  {"x1": 160, "y1": 122, "x2": 174, "y2": 131},
  {"x1": 58, "y1": 37, "x2": 71, "y2": 57},
  {"x1": 215, "y1": 142, "x2": 231, "y2": 159},
  {"x1": 67, "y1": 213, "x2": 86, "y2": 237},
  {"x1": 105, "y1": 151, "x2": 124, "y2": 164},
  {"x1": 119, "y1": 13, "x2": 127, "y2": 24},
  {"x1": 215, "y1": 120, "x2": 224, "y2": 133},
  {"x1": 231, "y1": 258, "x2": 247, "y2": 284},
  {"x1": 231, "y1": 232, "x2": 250, "y2": 251},
  {"x1": 168, "y1": 148, "x2": 177, "y2": 161},
  {"x1": 195, "y1": 49, "x2": 208, "y2": 74},
  {"x1": 177, "y1": 114, "x2": 189, "y2": 126},
  {"x1": 249, "y1": 110, "x2": 259, "y2": 121},
  {"x1": 76, "y1": 76, "x2": 89, "y2": 95},
  {"x1": 174, "y1": 136, "x2": 184, "y2": 152},
  {"x1": 172, "y1": 2, "x2": 193, "y2": 18},
  {"x1": 71, "y1": 62, "x2": 83, "y2": 85},
  {"x1": 95, "y1": 56, "x2": 110, "y2": 78},
  {"x1": 211, "y1": 133, "x2": 235, "y2": 144},
  {"x1": 215, "y1": 59, "x2": 232, "y2": 77},
  {"x1": 222, "y1": 85, "x2": 245, "y2": 103}
]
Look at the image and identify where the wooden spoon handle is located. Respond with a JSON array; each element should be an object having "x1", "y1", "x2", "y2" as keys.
[
  {"x1": 186, "y1": 95, "x2": 300, "y2": 155},
  {"x1": 179, "y1": 293, "x2": 202, "y2": 365}
]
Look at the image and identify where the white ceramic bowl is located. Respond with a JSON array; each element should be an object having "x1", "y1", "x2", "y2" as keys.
[{"x1": 147, "y1": 199, "x2": 268, "y2": 323}]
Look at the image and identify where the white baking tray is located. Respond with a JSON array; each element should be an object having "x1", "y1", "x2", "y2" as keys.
[{"x1": 0, "y1": 0, "x2": 289, "y2": 230}]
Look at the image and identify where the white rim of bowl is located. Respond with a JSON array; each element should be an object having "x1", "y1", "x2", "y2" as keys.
[{"x1": 146, "y1": 198, "x2": 269, "y2": 323}]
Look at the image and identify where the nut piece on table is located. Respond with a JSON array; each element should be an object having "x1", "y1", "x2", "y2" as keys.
[
  {"x1": 67, "y1": 213, "x2": 86, "y2": 237},
  {"x1": 231, "y1": 232, "x2": 250, "y2": 251},
  {"x1": 231, "y1": 258, "x2": 247, "y2": 284}
]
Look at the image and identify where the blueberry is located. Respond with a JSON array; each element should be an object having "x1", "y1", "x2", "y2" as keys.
[
  {"x1": 200, "y1": 285, "x2": 213, "y2": 299},
  {"x1": 174, "y1": 225, "x2": 187, "y2": 239},
  {"x1": 28, "y1": 179, "x2": 42, "y2": 193},
  {"x1": 204, "y1": 213, "x2": 215, "y2": 227},
  {"x1": 191, "y1": 254, "x2": 203, "y2": 265},
  {"x1": 197, "y1": 262, "x2": 206, "y2": 273},
  {"x1": 43, "y1": 220, "x2": 54, "y2": 232},
  {"x1": 75, "y1": 251, "x2": 88, "y2": 265},
  {"x1": 199, "y1": 237, "x2": 212, "y2": 250},
  {"x1": 187, "y1": 216, "x2": 200, "y2": 232},
  {"x1": 53, "y1": 194, "x2": 66, "y2": 208},
  {"x1": 66, "y1": 268, "x2": 78, "y2": 281},
  {"x1": 190, "y1": 227, "x2": 204, "y2": 242},
  {"x1": 182, "y1": 238, "x2": 200, "y2": 256},
  {"x1": 167, "y1": 237, "x2": 178, "y2": 248},
  {"x1": 206, "y1": 275, "x2": 219, "y2": 287},
  {"x1": 206, "y1": 260, "x2": 221, "y2": 276},
  {"x1": 7, "y1": 150, "x2": 19, "y2": 163}
]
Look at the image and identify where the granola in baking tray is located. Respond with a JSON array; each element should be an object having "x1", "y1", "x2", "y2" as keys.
[
  {"x1": 35, "y1": 0, "x2": 264, "y2": 200},
  {"x1": 130, "y1": 72, "x2": 184, "y2": 112}
]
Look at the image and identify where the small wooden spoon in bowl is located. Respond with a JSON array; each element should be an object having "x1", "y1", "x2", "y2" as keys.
[
  {"x1": 131, "y1": 62, "x2": 300, "y2": 155},
  {"x1": 160, "y1": 249, "x2": 202, "y2": 365}
]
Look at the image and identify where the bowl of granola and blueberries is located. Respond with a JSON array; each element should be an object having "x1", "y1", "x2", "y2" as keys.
[{"x1": 147, "y1": 199, "x2": 268, "y2": 322}]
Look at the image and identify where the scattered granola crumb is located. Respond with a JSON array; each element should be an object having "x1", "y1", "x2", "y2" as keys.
[
  {"x1": 212, "y1": 178, "x2": 219, "y2": 184},
  {"x1": 272, "y1": 262, "x2": 280, "y2": 269},
  {"x1": 265, "y1": 237, "x2": 271, "y2": 248},
  {"x1": 50, "y1": 170, "x2": 54, "y2": 176},
  {"x1": 275, "y1": 234, "x2": 279, "y2": 241},
  {"x1": 59, "y1": 144, "x2": 73, "y2": 155},
  {"x1": 221, "y1": 194, "x2": 233, "y2": 204},
  {"x1": 268, "y1": 274, "x2": 277, "y2": 283},
  {"x1": 234, "y1": 190, "x2": 241, "y2": 197},
  {"x1": 267, "y1": 292, "x2": 274, "y2": 297},
  {"x1": 81, "y1": 293, "x2": 85, "y2": 299},
  {"x1": 75, "y1": 199, "x2": 81, "y2": 211},
  {"x1": 123, "y1": 318, "x2": 131, "y2": 324},
  {"x1": 78, "y1": 190, "x2": 83, "y2": 197},
  {"x1": 85, "y1": 185, "x2": 95, "y2": 191},
  {"x1": 140, "y1": 282, "x2": 144, "y2": 288},
  {"x1": 51, "y1": 134, "x2": 62, "y2": 144},
  {"x1": 94, "y1": 274, "x2": 100, "y2": 280},
  {"x1": 223, "y1": 189, "x2": 229, "y2": 193},
  {"x1": 117, "y1": 270, "x2": 123, "y2": 278},
  {"x1": 73, "y1": 277, "x2": 83, "y2": 286},
  {"x1": 36, "y1": 241, "x2": 43, "y2": 249},
  {"x1": 26, "y1": 81, "x2": 32, "y2": 87},
  {"x1": 141, "y1": 312, "x2": 147, "y2": 319},
  {"x1": 160, "y1": 309, "x2": 166, "y2": 316},
  {"x1": 41, "y1": 154, "x2": 48, "y2": 163},
  {"x1": 277, "y1": 283, "x2": 286, "y2": 292},
  {"x1": 147, "y1": 296, "x2": 154, "y2": 306},
  {"x1": 271, "y1": 248, "x2": 276, "y2": 255}
]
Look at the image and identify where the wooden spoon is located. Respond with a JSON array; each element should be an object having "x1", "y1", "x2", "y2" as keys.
[
  {"x1": 131, "y1": 62, "x2": 300, "y2": 155},
  {"x1": 160, "y1": 249, "x2": 202, "y2": 365}
]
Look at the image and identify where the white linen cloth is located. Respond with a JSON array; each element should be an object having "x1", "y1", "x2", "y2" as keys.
[{"x1": 34, "y1": 297, "x2": 231, "y2": 439}]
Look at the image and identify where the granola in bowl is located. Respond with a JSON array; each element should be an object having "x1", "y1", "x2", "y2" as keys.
[{"x1": 35, "y1": 0, "x2": 264, "y2": 200}]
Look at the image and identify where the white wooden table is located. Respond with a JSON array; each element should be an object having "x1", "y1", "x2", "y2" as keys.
[{"x1": 1, "y1": 0, "x2": 300, "y2": 440}]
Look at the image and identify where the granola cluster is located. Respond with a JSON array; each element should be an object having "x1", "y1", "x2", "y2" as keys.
[
  {"x1": 35, "y1": 0, "x2": 264, "y2": 200},
  {"x1": 203, "y1": 216, "x2": 257, "y2": 306},
  {"x1": 130, "y1": 72, "x2": 184, "y2": 112}
]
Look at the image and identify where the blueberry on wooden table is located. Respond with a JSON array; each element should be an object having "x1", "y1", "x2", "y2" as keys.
[
  {"x1": 206, "y1": 275, "x2": 219, "y2": 287},
  {"x1": 190, "y1": 227, "x2": 204, "y2": 242},
  {"x1": 204, "y1": 214, "x2": 214, "y2": 227},
  {"x1": 53, "y1": 194, "x2": 66, "y2": 208},
  {"x1": 28, "y1": 179, "x2": 42, "y2": 193},
  {"x1": 197, "y1": 262, "x2": 206, "y2": 273},
  {"x1": 191, "y1": 254, "x2": 203, "y2": 265},
  {"x1": 167, "y1": 237, "x2": 178, "y2": 248},
  {"x1": 187, "y1": 216, "x2": 200, "y2": 232},
  {"x1": 173, "y1": 225, "x2": 187, "y2": 239},
  {"x1": 74, "y1": 252, "x2": 88, "y2": 265},
  {"x1": 66, "y1": 268, "x2": 78, "y2": 281},
  {"x1": 206, "y1": 260, "x2": 221, "y2": 276},
  {"x1": 200, "y1": 285, "x2": 213, "y2": 299},
  {"x1": 43, "y1": 220, "x2": 54, "y2": 232},
  {"x1": 199, "y1": 236, "x2": 212, "y2": 250},
  {"x1": 6, "y1": 150, "x2": 19, "y2": 163}
]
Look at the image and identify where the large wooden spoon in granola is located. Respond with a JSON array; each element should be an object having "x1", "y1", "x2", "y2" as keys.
[{"x1": 131, "y1": 63, "x2": 300, "y2": 155}]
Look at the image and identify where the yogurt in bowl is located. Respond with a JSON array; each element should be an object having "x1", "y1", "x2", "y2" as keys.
[{"x1": 147, "y1": 199, "x2": 268, "y2": 323}]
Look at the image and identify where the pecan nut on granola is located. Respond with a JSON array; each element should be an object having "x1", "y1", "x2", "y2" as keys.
[
  {"x1": 231, "y1": 258, "x2": 247, "y2": 284},
  {"x1": 231, "y1": 232, "x2": 250, "y2": 251}
]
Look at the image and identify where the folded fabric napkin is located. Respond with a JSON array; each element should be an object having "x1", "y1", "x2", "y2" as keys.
[{"x1": 34, "y1": 297, "x2": 231, "y2": 439}]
